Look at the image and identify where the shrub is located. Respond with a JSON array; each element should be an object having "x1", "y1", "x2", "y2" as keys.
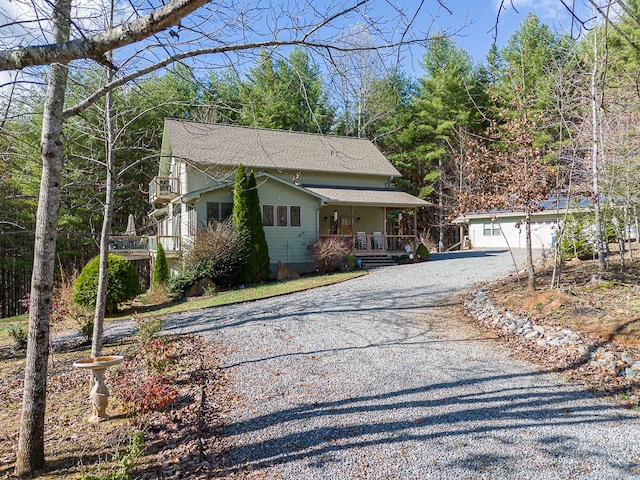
[
  {"x1": 139, "y1": 337, "x2": 176, "y2": 374},
  {"x1": 170, "y1": 220, "x2": 246, "y2": 297},
  {"x1": 73, "y1": 254, "x2": 142, "y2": 314},
  {"x1": 559, "y1": 218, "x2": 595, "y2": 261},
  {"x1": 560, "y1": 235, "x2": 594, "y2": 261},
  {"x1": 152, "y1": 242, "x2": 169, "y2": 288},
  {"x1": 309, "y1": 236, "x2": 353, "y2": 273},
  {"x1": 112, "y1": 363, "x2": 177, "y2": 415},
  {"x1": 5, "y1": 325, "x2": 27, "y2": 351},
  {"x1": 51, "y1": 271, "x2": 92, "y2": 331},
  {"x1": 135, "y1": 316, "x2": 164, "y2": 342},
  {"x1": 415, "y1": 243, "x2": 430, "y2": 262}
]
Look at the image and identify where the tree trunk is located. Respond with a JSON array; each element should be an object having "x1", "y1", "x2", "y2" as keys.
[
  {"x1": 91, "y1": 93, "x2": 116, "y2": 357},
  {"x1": 525, "y1": 210, "x2": 535, "y2": 291},
  {"x1": 92, "y1": 7, "x2": 116, "y2": 359},
  {"x1": 591, "y1": 19, "x2": 606, "y2": 273},
  {"x1": 15, "y1": 0, "x2": 71, "y2": 476},
  {"x1": 438, "y1": 156, "x2": 444, "y2": 252}
]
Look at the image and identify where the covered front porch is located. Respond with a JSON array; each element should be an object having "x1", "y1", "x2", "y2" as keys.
[{"x1": 307, "y1": 186, "x2": 431, "y2": 259}]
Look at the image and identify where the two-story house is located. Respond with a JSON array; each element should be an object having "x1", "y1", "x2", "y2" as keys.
[{"x1": 147, "y1": 119, "x2": 431, "y2": 276}]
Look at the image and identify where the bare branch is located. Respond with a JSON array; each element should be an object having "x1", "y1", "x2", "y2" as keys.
[{"x1": 0, "y1": 0, "x2": 209, "y2": 70}]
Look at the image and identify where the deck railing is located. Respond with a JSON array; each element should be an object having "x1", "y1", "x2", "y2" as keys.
[
  {"x1": 147, "y1": 235, "x2": 181, "y2": 253},
  {"x1": 149, "y1": 176, "x2": 180, "y2": 204},
  {"x1": 109, "y1": 235, "x2": 182, "y2": 255},
  {"x1": 109, "y1": 235, "x2": 149, "y2": 251}
]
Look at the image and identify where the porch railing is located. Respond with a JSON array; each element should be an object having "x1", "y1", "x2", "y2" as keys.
[{"x1": 320, "y1": 234, "x2": 418, "y2": 254}]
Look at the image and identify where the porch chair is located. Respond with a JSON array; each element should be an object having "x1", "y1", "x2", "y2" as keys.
[
  {"x1": 373, "y1": 232, "x2": 383, "y2": 250},
  {"x1": 356, "y1": 232, "x2": 367, "y2": 250}
]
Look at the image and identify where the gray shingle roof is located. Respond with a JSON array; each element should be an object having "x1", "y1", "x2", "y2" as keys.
[
  {"x1": 164, "y1": 119, "x2": 401, "y2": 177},
  {"x1": 305, "y1": 186, "x2": 431, "y2": 207}
]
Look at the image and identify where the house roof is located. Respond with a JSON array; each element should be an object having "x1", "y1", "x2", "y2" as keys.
[
  {"x1": 452, "y1": 197, "x2": 593, "y2": 224},
  {"x1": 163, "y1": 119, "x2": 401, "y2": 177},
  {"x1": 179, "y1": 171, "x2": 430, "y2": 208},
  {"x1": 181, "y1": 171, "x2": 328, "y2": 202},
  {"x1": 305, "y1": 186, "x2": 431, "y2": 207}
]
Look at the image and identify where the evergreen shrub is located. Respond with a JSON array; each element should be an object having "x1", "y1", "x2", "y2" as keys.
[
  {"x1": 559, "y1": 217, "x2": 595, "y2": 261},
  {"x1": 73, "y1": 253, "x2": 141, "y2": 313},
  {"x1": 152, "y1": 242, "x2": 169, "y2": 287},
  {"x1": 415, "y1": 243, "x2": 430, "y2": 262}
]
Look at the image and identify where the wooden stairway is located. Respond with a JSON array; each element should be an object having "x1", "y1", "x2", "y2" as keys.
[{"x1": 358, "y1": 254, "x2": 395, "y2": 269}]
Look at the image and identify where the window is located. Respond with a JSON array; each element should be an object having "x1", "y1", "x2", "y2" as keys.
[
  {"x1": 262, "y1": 205, "x2": 274, "y2": 226},
  {"x1": 206, "y1": 202, "x2": 233, "y2": 224},
  {"x1": 263, "y1": 204, "x2": 301, "y2": 227},
  {"x1": 290, "y1": 206, "x2": 301, "y2": 227},
  {"x1": 483, "y1": 222, "x2": 501, "y2": 236},
  {"x1": 277, "y1": 205, "x2": 288, "y2": 227}
]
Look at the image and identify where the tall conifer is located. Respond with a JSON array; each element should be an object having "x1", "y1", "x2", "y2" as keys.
[
  {"x1": 232, "y1": 164, "x2": 250, "y2": 283},
  {"x1": 247, "y1": 172, "x2": 270, "y2": 281}
]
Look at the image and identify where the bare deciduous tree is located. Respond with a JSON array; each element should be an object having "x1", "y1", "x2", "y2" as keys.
[{"x1": 0, "y1": 0, "x2": 433, "y2": 476}]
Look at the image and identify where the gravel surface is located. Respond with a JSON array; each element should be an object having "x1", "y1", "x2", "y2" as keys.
[{"x1": 164, "y1": 249, "x2": 640, "y2": 479}]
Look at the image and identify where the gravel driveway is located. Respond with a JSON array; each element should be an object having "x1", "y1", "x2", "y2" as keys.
[{"x1": 164, "y1": 249, "x2": 640, "y2": 479}]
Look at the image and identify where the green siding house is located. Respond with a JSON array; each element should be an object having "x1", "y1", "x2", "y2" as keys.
[{"x1": 148, "y1": 119, "x2": 430, "y2": 275}]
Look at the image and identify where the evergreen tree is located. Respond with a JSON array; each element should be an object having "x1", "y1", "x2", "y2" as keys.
[
  {"x1": 391, "y1": 36, "x2": 485, "y2": 200},
  {"x1": 232, "y1": 166, "x2": 270, "y2": 283},
  {"x1": 232, "y1": 164, "x2": 251, "y2": 283},
  {"x1": 247, "y1": 172, "x2": 270, "y2": 281},
  {"x1": 240, "y1": 48, "x2": 334, "y2": 132},
  {"x1": 152, "y1": 242, "x2": 169, "y2": 287}
]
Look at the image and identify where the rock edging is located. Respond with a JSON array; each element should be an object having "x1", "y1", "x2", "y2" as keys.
[{"x1": 465, "y1": 287, "x2": 640, "y2": 380}]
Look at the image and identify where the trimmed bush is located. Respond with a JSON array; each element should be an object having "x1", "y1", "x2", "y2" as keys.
[
  {"x1": 73, "y1": 253, "x2": 142, "y2": 313},
  {"x1": 152, "y1": 242, "x2": 169, "y2": 287},
  {"x1": 415, "y1": 243, "x2": 430, "y2": 262}
]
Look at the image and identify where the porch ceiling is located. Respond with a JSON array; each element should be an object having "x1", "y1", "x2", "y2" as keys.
[{"x1": 305, "y1": 186, "x2": 431, "y2": 207}]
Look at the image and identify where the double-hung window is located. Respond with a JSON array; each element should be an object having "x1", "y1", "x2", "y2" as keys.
[{"x1": 483, "y1": 221, "x2": 501, "y2": 236}]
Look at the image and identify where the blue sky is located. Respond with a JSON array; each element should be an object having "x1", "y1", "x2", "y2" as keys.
[{"x1": 397, "y1": 0, "x2": 586, "y2": 75}]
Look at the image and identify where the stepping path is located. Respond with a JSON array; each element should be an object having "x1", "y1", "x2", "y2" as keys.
[{"x1": 164, "y1": 249, "x2": 640, "y2": 479}]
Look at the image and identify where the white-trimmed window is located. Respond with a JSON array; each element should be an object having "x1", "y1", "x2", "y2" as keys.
[
  {"x1": 206, "y1": 202, "x2": 233, "y2": 224},
  {"x1": 263, "y1": 204, "x2": 301, "y2": 227},
  {"x1": 483, "y1": 222, "x2": 501, "y2": 236}
]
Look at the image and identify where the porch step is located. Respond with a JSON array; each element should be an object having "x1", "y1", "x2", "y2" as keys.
[{"x1": 358, "y1": 255, "x2": 395, "y2": 269}]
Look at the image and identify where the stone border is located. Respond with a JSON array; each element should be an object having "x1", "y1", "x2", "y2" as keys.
[{"x1": 465, "y1": 287, "x2": 640, "y2": 380}]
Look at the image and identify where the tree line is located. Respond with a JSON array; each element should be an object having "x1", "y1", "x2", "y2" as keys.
[{"x1": 2, "y1": 9, "x2": 639, "y2": 310}]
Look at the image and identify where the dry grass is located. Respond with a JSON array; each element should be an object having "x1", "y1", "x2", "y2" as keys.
[
  {"x1": 490, "y1": 244, "x2": 640, "y2": 347},
  {"x1": 0, "y1": 333, "x2": 233, "y2": 480}
]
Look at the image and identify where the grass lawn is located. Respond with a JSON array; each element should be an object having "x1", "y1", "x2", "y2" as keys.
[{"x1": 0, "y1": 270, "x2": 367, "y2": 340}]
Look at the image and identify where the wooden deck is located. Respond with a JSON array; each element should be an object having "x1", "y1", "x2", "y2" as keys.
[{"x1": 108, "y1": 235, "x2": 181, "y2": 261}]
